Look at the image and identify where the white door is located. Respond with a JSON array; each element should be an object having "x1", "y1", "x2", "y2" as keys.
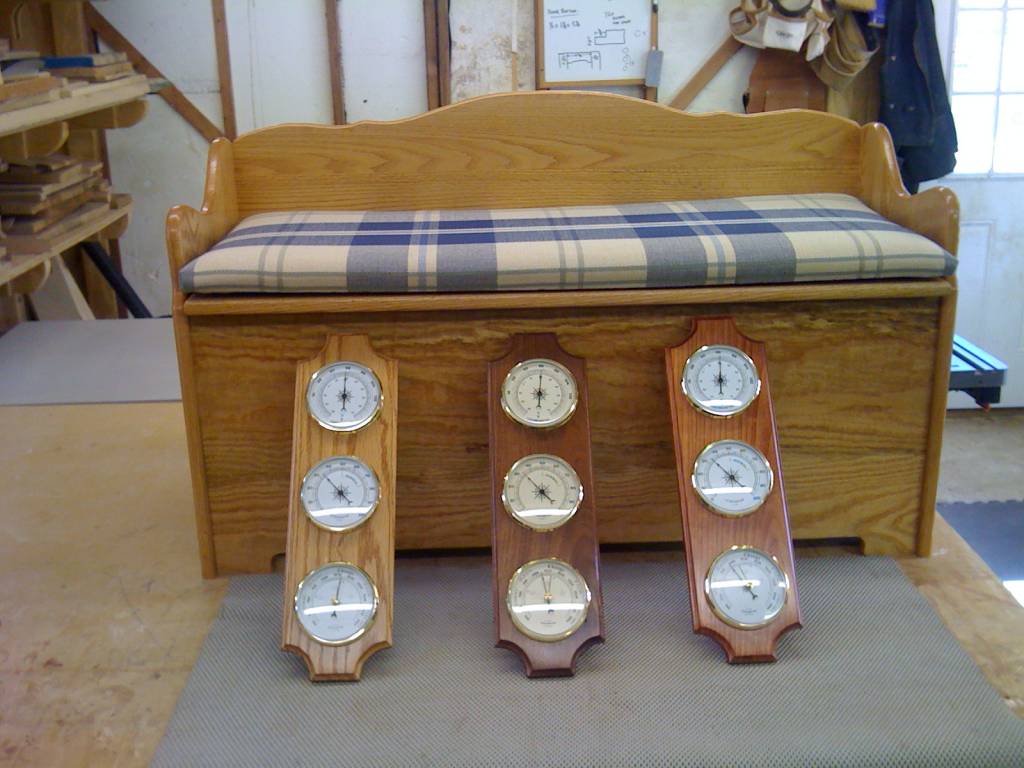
[{"x1": 934, "y1": 0, "x2": 1024, "y2": 407}]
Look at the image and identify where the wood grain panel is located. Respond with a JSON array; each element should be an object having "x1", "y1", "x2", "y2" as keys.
[
  {"x1": 186, "y1": 297, "x2": 939, "y2": 575},
  {"x1": 281, "y1": 335, "x2": 396, "y2": 681},
  {"x1": 228, "y1": 93, "x2": 863, "y2": 217},
  {"x1": 666, "y1": 318, "x2": 801, "y2": 662},
  {"x1": 488, "y1": 334, "x2": 604, "y2": 676}
]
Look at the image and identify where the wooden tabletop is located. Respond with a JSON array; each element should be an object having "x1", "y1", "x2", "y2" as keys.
[{"x1": 1, "y1": 402, "x2": 1021, "y2": 767}]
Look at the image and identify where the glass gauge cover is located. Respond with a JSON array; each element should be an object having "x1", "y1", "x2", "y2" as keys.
[
  {"x1": 692, "y1": 439, "x2": 774, "y2": 517},
  {"x1": 306, "y1": 361, "x2": 383, "y2": 432},
  {"x1": 501, "y1": 358, "x2": 579, "y2": 429},
  {"x1": 705, "y1": 546, "x2": 789, "y2": 629},
  {"x1": 506, "y1": 558, "x2": 591, "y2": 642},
  {"x1": 300, "y1": 456, "x2": 380, "y2": 532},
  {"x1": 502, "y1": 454, "x2": 583, "y2": 531},
  {"x1": 682, "y1": 344, "x2": 761, "y2": 417},
  {"x1": 294, "y1": 562, "x2": 379, "y2": 645}
]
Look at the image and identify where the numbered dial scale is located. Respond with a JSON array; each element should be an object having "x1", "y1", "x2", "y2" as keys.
[
  {"x1": 300, "y1": 456, "x2": 380, "y2": 532},
  {"x1": 306, "y1": 361, "x2": 383, "y2": 432},
  {"x1": 502, "y1": 454, "x2": 583, "y2": 531},
  {"x1": 692, "y1": 439, "x2": 774, "y2": 517},
  {"x1": 501, "y1": 358, "x2": 579, "y2": 429},
  {"x1": 294, "y1": 562, "x2": 379, "y2": 645},
  {"x1": 705, "y1": 547, "x2": 789, "y2": 629},
  {"x1": 682, "y1": 344, "x2": 761, "y2": 417},
  {"x1": 506, "y1": 558, "x2": 592, "y2": 642}
]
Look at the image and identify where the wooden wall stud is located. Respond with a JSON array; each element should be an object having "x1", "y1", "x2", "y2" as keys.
[
  {"x1": 665, "y1": 317, "x2": 801, "y2": 662},
  {"x1": 281, "y1": 334, "x2": 397, "y2": 681},
  {"x1": 488, "y1": 333, "x2": 604, "y2": 677}
]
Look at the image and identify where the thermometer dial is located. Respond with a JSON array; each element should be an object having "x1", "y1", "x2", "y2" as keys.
[
  {"x1": 501, "y1": 358, "x2": 578, "y2": 429},
  {"x1": 502, "y1": 454, "x2": 583, "y2": 531},
  {"x1": 705, "y1": 546, "x2": 789, "y2": 629},
  {"x1": 682, "y1": 344, "x2": 761, "y2": 417},
  {"x1": 306, "y1": 361, "x2": 383, "y2": 432},
  {"x1": 506, "y1": 558, "x2": 591, "y2": 642},
  {"x1": 300, "y1": 456, "x2": 380, "y2": 532},
  {"x1": 294, "y1": 562, "x2": 379, "y2": 645},
  {"x1": 692, "y1": 439, "x2": 774, "y2": 517}
]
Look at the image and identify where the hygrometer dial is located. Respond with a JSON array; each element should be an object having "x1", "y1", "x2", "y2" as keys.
[
  {"x1": 500, "y1": 358, "x2": 578, "y2": 429},
  {"x1": 502, "y1": 454, "x2": 583, "y2": 531},
  {"x1": 306, "y1": 361, "x2": 383, "y2": 432},
  {"x1": 682, "y1": 344, "x2": 761, "y2": 417},
  {"x1": 692, "y1": 439, "x2": 773, "y2": 517},
  {"x1": 705, "y1": 546, "x2": 789, "y2": 629},
  {"x1": 506, "y1": 558, "x2": 591, "y2": 642},
  {"x1": 300, "y1": 456, "x2": 380, "y2": 532},
  {"x1": 294, "y1": 562, "x2": 379, "y2": 645}
]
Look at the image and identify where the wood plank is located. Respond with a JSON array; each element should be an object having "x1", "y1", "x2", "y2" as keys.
[
  {"x1": 0, "y1": 73, "x2": 62, "y2": 102},
  {"x1": 423, "y1": 0, "x2": 440, "y2": 110},
  {"x1": 211, "y1": 0, "x2": 237, "y2": 138},
  {"x1": 670, "y1": 37, "x2": 743, "y2": 111},
  {"x1": 83, "y1": 6, "x2": 221, "y2": 142},
  {"x1": 5, "y1": 202, "x2": 111, "y2": 254},
  {"x1": 29, "y1": 252, "x2": 94, "y2": 319},
  {"x1": 185, "y1": 297, "x2": 939, "y2": 574},
  {"x1": 323, "y1": 0, "x2": 344, "y2": 125},
  {"x1": 437, "y1": 0, "x2": 450, "y2": 106},
  {"x1": 0, "y1": 174, "x2": 102, "y2": 214}
]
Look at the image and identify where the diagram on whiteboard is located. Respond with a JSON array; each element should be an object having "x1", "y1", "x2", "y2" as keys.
[{"x1": 539, "y1": 0, "x2": 653, "y2": 85}]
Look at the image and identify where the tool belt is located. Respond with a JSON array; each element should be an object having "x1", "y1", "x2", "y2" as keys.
[
  {"x1": 810, "y1": 9, "x2": 880, "y2": 91},
  {"x1": 730, "y1": 0, "x2": 834, "y2": 60}
]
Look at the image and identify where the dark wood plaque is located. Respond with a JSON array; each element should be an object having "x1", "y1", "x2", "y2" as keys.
[
  {"x1": 281, "y1": 335, "x2": 397, "y2": 681},
  {"x1": 665, "y1": 317, "x2": 801, "y2": 662},
  {"x1": 488, "y1": 333, "x2": 604, "y2": 676}
]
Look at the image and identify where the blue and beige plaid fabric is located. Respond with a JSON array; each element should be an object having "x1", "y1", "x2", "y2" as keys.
[{"x1": 179, "y1": 193, "x2": 956, "y2": 294}]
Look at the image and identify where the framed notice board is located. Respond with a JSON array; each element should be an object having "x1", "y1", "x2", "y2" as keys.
[{"x1": 536, "y1": 0, "x2": 658, "y2": 89}]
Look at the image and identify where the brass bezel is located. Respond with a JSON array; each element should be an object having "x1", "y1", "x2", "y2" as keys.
[
  {"x1": 691, "y1": 439, "x2": 774, "y2": 517},
  {"x1": 306, "y1": 361, "x2": 384, "y2": 433},
  {"x1": 293, "y1": 561, "x2": 380, "y2": 646},
  {"x1": 704, "y1": 545, "x2": 789, "y2": 630},
  {"x1": 501, "y1": 453, "x2": 584, "y2": 532},
  {"x1": 505, "y1": 557, "x2": 591, "y2": 642},
  {"x1": 500, "y1": 358, "x2": 579, "y2": 430},
  {"x1": 681, "y1": 344, "x2": 761, "y2": 419},
  {"x1": 300, "y1": 456, "x2": 381, "y2": 533}
]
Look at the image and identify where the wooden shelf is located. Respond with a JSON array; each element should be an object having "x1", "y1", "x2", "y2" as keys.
[
  {"x1": 0, "y1": 74, "x2": 148, "y2": 139},
  {"x1": 0, "y1": 201, "x2": 131, "y2": 287}
]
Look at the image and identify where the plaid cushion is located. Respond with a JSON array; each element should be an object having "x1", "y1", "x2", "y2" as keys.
[{"x1": 179, "y1": 193, "x2": 956, "y2": 294}]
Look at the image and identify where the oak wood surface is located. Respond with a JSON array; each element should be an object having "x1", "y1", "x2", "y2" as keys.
[
  {"x1": 488, "y1": 334, "x2": 604, "y2": 676},
  {"x1": 665, "y1": 318, "x2": 801, "y2": 662},
  {"x1": 281, "y1": 335, "x2": 396, "y2": 681},
  {"x1": 186, "y1": 297, "x2": 939, "y2": 575}
]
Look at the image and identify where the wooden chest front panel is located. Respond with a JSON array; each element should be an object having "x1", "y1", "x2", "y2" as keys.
[{"x1": 187, "y1": 298, "x2": 939, "y2": 574}]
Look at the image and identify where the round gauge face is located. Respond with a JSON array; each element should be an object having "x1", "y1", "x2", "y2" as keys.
[
  {"x1": 300, "y1": 456, "x2": 380, "y2": 532},
  {"x1": 306, "y1": 361, "x2": 383, "y2": 432},
  {"x1": 682, "y1": 344, "x2": 761, "y2": 417},
  {"x1": 500, "y1": 358, "x2": 579, "y2": 429},
  {"x1": 502, "y1": 454, "x2": 583, "y2": 531},
  {"x1": 705, "y1": 547, "x2": 789, "y2": 629},
  {"x1": 294, "y1": 562, "x2": 379, "y2": 645},
  {"x1": 506, "y1": 558, "x2": 591, "y2": 642},
  {"x1": 691, "y1": 439, "x2": 774, "y2": 517}
]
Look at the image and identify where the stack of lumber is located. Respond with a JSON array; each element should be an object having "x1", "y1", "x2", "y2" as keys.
[
  {"x1": 42, "y1": 52, "x2": 136, "y2": 83},
  {"x1": 0, "y1": 155, "x2": 115, "y2": 255},
  {"x1": 0, "y1": 39, "x2": 67, "y2": 113}
]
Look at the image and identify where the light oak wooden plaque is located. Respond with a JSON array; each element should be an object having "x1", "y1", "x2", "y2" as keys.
[
  {"x1": 488, "y1": 333, "x2": 604, "y2": 677},
  {"x1": 666, "y1": 317, "x2": 801, "y2": 662},
  {"x1": 282, "y1": 335, "x2": 396, "y2": 681}
]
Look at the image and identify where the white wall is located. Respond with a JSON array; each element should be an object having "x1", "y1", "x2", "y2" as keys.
[{"x1": 102, "y1": 0, "x2": 756, "y2": 315}]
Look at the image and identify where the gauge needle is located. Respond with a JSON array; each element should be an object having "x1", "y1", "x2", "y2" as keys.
[
  {"x1": 324, "y1": 475, "x2": 351, "y2": 503},
  {"x1": 542, "y1": 574, "x2": 554, "y2": 612},
  {"x1": 714, "y1": 460, "x2": 740, "y2": 486},
  {"x1": 718, "y1": 360, "x2": 724, "y2": 395},
  {"x1": 527, "y1": 475, "x2": 552, "y2": 502},
  {"x1": 339, "y1": 376, "x2": 349, "y2": 413}
]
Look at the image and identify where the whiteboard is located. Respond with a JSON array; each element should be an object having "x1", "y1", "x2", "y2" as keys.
[{"x1": 537, "y1": 0, "x2": 655, "y2": 87}]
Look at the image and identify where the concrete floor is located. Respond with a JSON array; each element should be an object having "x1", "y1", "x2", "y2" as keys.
[{"x1": 939, "y1": 409, "x2": 1024, "y2": 504}]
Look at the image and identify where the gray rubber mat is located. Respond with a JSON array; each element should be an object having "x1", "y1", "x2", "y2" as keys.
[{"x1": 152, "y1": 554, "x2": 1024, "y2": 767}]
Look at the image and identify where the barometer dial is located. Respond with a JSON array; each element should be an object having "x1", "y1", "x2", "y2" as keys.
[
  {"x1": 306, "y1": 361, "x2": 383, "y2": 432},
  {"x1": 692, "y1": 439, "x2": 774, "y2": 517},
  {"x1": 705, "y1": 546, "x2": 789, "y2": 629},
  {"x1": 500, "y1": 358, "x2": 578, "y2": 429},
  {"x1": 682, "y1": 344, "x2": 761, "y2": 417},
  {"x1": 300, "y1": 456, "x2": 380, "y2": 532},
  {"x1": 506, "y1": 558, "x2": 591, "y2": 642},
  {"x1": 294, "y1": 562, "x2": 379, "y2": 645},
  {"x1": 502, "y1": 454, "x2": 583, "y2": 531}
]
